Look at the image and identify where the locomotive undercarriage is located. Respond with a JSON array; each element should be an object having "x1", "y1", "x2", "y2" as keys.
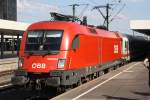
[{"x1": 11, "y1": 59, "x2": 124, "y2": 91}]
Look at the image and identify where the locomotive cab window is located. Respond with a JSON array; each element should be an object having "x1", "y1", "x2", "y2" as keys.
[
  {"x1": 72, "y1": 35, "x2": 79, "y2": 49},
  {"x1": 25, "y1": 30, "x2": 63, "y2": 54}
]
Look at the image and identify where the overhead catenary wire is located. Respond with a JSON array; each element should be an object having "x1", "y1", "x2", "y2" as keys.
[
  {"x1": 90, "y1": 0, "x2": 125, "y2": 30},
  {"x1": 110, "y1": 3, "x2": 125, "y2": 22},
  {"x1": 63, "y1": 0, "x2": 125, "y2": 31},
  {"x1": 87, "y1": 0, "x2": 97, "y2": 5},
  {"x1": 92, "y1": 4, "x2": 111, "y2": 30},
  {"x1": 92, "y1": 6, "x2": 106, "y2": 19},
  {"x1": 69, "y1": 3, "x2": 90, "y2": 22},
  {"x1": 78, "y1": 4, "x2": 89, "y2": 19}
]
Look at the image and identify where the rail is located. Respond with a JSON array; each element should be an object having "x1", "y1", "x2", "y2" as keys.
[{"x1": 0, "y1": 70, "x2": 15, "y2": 89}]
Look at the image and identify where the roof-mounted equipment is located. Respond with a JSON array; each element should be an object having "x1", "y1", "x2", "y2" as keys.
[{"x1": 50, "y1": 12, "x2": 81, "y2": 22}]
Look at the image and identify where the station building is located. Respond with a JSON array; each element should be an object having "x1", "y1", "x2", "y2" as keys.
[
  {"x1": 0, "y1": 0, "x2": 30, "y2": 59},
  {"x1": 0, "y1": 0, "x2": 17, "y2": 21}
]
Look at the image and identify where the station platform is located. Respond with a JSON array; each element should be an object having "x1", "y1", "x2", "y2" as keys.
[
  {"x1": 0, "y1": 58, "x2": 18, "y2": 86},
  {"x1": 52, "y1": 61, "x2": 150, "y2": 100},
  {"x1": 0, "y1": 58, "x2": 18, "y2": 72}
]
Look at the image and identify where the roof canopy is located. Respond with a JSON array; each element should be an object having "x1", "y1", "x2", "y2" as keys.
[
  {"x1": 0, "y1": 19, "x2": 30, "y2": 35},
  {"x1": 130, "y1": 20, "x2": 150, "y2": 35}
]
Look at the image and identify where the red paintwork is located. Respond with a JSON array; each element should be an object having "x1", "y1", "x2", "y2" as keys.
[{"x1": 19, "y1": 21, "x2": 122, "y2": 73}]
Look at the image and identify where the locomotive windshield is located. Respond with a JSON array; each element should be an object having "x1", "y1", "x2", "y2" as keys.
[{"x1": 25, "y1": 30, "x2": 63, "y2": 54}]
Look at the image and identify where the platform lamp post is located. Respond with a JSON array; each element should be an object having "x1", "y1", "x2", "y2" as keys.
[{"x1": 132, "y1": 30, "x2": 135, "y2": 36}]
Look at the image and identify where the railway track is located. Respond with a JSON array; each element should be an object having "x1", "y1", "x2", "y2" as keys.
[
  {"x1": 0, "y1": 82, "x2": 12, "y2": 89},
  {"x1": 0, "y1": 70, "x2": 14, "y2": 90},
  {"x1": 0, "y1": 70, "x2": 14, "y2": 76},
  {"x1": 0, "y1": 69, "x2": 58, "y2": 100},
  {"x1": 0, "y1": 85, "x2": 59, "y2": 100}
]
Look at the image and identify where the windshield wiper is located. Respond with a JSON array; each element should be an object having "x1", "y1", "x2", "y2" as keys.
[
  {"x1": 42, "y1": 51, "x2": 52, "y2": 57},
  {"x1": 25, "y1": 51, "x2": 34, "y2": 55},
  {"x1": 42, "y1": 51, "x2": 59, "y2": 57}
]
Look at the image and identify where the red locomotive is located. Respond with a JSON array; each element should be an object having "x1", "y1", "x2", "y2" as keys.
[{"x1": 11, "y1": 13, "x2": 150, "y2": 91}]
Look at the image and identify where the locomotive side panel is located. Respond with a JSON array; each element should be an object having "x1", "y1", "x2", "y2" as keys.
[
  {"x1": 68, "y1": 35, "x2": 99, "y2": 70},
  {"x1": 101, "y1": 37, "x2": 122, "y2": 65}
]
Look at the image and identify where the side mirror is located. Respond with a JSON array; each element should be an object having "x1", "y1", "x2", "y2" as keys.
[{"x1": 72, "y1": 46, "x2": 77, "y2": 51}]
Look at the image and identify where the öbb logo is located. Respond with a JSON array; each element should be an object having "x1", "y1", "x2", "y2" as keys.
[{"x1": 32, "y1": 63, "x2": 46, "y2": 69}]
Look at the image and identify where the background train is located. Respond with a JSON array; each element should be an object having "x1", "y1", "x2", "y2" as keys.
[{"x1": 11, "y1": 14, "x2": 150, "y2": 91}]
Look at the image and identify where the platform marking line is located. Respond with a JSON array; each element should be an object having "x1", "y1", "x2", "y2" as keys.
[
  {"x1": 123, "y1": 70, "x2": 134, "y2": 73},
  {"x1": 72, "y1": 62, "x2": 140, "y2": 100}
]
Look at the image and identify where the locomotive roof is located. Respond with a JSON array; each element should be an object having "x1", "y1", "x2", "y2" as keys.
[{"x1": 27, "y1": 21, "x2": 120, "y2": 39}]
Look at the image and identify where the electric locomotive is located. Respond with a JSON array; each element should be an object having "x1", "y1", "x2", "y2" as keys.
[{"x1": 11, "y1": 13, "x2": 150, "y2": 90}]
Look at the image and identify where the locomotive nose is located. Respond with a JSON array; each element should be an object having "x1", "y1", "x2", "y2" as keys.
[{"x1": 23, "y1": 56, "x2": 59, "y2": 73}]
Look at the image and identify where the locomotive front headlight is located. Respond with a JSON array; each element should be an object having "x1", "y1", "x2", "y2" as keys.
[
  {"x1": 18, "y1": 58, "x2": 24, "y2": 69},
  {"x1": 57, "y1": 59, "x2": 66, "y2": 69}
]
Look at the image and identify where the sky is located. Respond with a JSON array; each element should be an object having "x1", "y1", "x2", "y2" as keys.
[{"x1": 17, "y1": 0, "x2": 150, "y2": 34}]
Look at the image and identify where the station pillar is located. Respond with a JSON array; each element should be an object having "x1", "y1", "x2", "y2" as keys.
[
  {"x1": 1, "y1": 33, "x2": 4, "y2": 59},
  {"x1": 17, "y1": 34, "x2": 19, "y2": 56}
]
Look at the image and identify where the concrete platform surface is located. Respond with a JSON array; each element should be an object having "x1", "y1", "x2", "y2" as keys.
[
  {"x1": 52, "y1": 62, "x2": 150, "y2": 100},
  {"x1": 0, "y1": 58, "x2": 18, "y2": 72}
]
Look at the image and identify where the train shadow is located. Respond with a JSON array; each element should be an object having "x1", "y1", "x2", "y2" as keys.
[
  {"x1": 132, "y1": 91, "x2": 150, "y2": 97},
  {"x1": 0, "y1": 86, "x2": 59, "y2": 100},
  {"x1": 102, "y1": 95, "x2": 138, "y2": 100},
  {"x1": 101, "y1": 91, "x2": 150, "y2": 100}
]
